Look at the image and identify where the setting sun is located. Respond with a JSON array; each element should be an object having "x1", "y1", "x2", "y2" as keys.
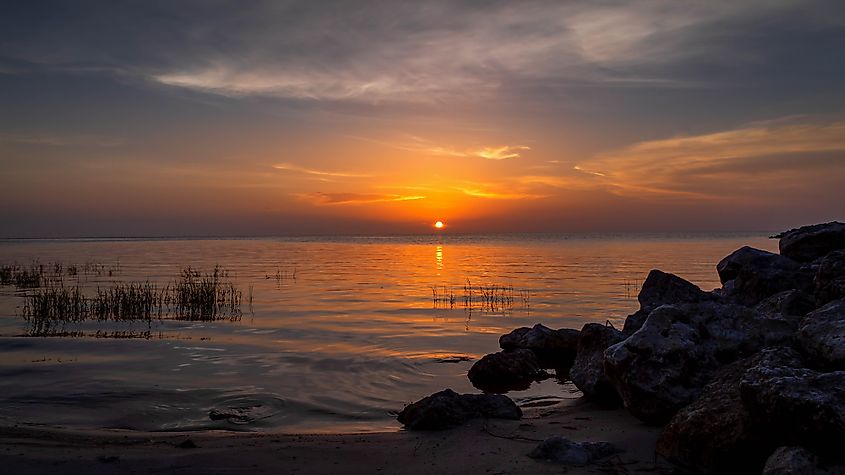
[{"x1": 434, "y1": 221, "x2": 445, "y2": 229}]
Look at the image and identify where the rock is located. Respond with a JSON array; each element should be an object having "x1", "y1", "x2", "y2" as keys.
[
  {"x1": 621, "y1": 309, "x2": 649, "y2": 335},
  {"x1": 209, "y1": 407, "x2": 256, "y2": 424},
  {"x1": 762, "y1": 447, "x2": 824, "y2": 475},
  {"x1": 528, "y1": 436, "x2": 622, "y2": 465},
  {"x1": 778, "y1": 222, "x2": 845, "y2": 263},
  {"x1": 621, "y1": 270, "x2": 711, "y2": 336},
  {"x1": 397, "y1": 389, "x2": 522, "y2": 430},
  {"x1": 740, "y1": 356, "x2": 845, "y2": 458},
  {"x1": 604, "y1": 302, "x2": 794, "y2": 424},
  {"x1": 569, "y1": 323, "x2": 623, "y2": 406},
  {"x1": 467, "y1": 349, "x2": 548, "y2": 392},
  {"x1": 798, "y1": 298, "x2": 845, "y2": 370},
  {"x1": 657, "y1": 348, "x2": 803, "y2": 474},
  {"x1": 499, "y1": 324, "x2": 580, "y2": 369},
  {"x1": 716, "y1": 246, "x2": 813, "y2": 305},
  {"x1": 755, "y1": 290, "x2": 817, "y2": 328},
  {"x1": 638, "y1": 269, "x2": 709, "y2": 313},
  {"x1": 815, "y1": 250, "x2": 845, "y2": 305}
]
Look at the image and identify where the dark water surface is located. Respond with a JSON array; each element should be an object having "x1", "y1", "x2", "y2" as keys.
[{"x1": 0, "y1": 234, "x2": 776, "y2": 433}]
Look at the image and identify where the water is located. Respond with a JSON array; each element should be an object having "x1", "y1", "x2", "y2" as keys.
[{"x1": 0, "y1": 233, "x2": 776, "y2": 433}]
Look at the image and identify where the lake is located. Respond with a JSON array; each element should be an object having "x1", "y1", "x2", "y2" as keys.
[{"x1": 0, "y1": 233, "x2": 776, "y2": 433}]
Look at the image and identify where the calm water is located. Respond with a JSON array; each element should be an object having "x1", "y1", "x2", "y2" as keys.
[{"x1": 0, "y1": 234, "x2": 776, "y2": 433}]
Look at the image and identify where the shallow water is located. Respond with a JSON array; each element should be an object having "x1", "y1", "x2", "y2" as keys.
[{"x1": 0, "y1": 233, "x2": 776, "y2": 433}]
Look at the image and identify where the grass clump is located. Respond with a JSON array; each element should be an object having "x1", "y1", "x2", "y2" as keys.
[{"x1": 20, "y1": 265, "x2": 243, "y2": 336}]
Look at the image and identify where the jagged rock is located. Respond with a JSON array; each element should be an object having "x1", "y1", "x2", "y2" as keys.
[
  {"x1": 798, "y1": 298, "x2": 845, "y2": 370},
  {"x1": 657, "y1": 348, "x2": 804, "y2": 474},
  {"x1": 638, "y1": 269, "x2": 710, "y2": 313},
  {"x1": 499, "y1": 324, "x2": 580, "y2": 369},
  {"x1": 397, "y1": 389, "x2": 521, "y2": 430},
  {"x1": 569, "y1": 323, "x2": 623, "y2": 406},
  {"x1": 604, "y1": 302, "x2": 794, "y2": 424},
  {"x1": 815, "y1": 250, "x2": 845, "y2": 305},
  {"x1": 740, "y1": 356, "x2": 845, "y2": 458},
  {"x1": 528, "y1": 436, "x2": 622, "y2": 465},
  {"x1": 621, "y1": 270, "x2": 710, "y2": 336},
  {"x1": 621, "y1": 309, "x2": 649, "y2": 335},
  {"x1": 467, "y1": 349, "x2": 548, "y2": 392},
  {"x1": 778, "y1": 222, "x2": 845, "y2": 263},
  {"x1": 762, "y1": 447, "x2": 826, "y2": 475},
  {"x1": 716, "y1": 246, "x2": 813, "y2": 305},
  {"x1": 755, "y1": 290, "x2": 817, "y2": 328}
]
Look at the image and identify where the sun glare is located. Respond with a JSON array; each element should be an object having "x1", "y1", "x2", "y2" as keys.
[{"x1": 434, "y1": 221, "x2": 445, "y2": 229}]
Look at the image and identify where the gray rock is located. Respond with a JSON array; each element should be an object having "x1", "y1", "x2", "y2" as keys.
[
  {"x1": 657, "y1": 348, "x2": 804, "y2": 474},
  {"x1": 755, "y1": 290, "x2": 817, "y2": 328},
  {"x1": 569, "y1": 323, "x2": 623, "y2": 406},
  {"x1": 467, "y1": 349, "x2": 548, "y2": 392},
  {"x1": 397, "y1": 389, "x2": 522, "y2": 430},
  {"x1": 798, "y1": 298, "x2": 845, "y2": 370},
  {"x1": 763, "y1": 447, "x2": 824, "y2": 475},
  {"x1": 740, "y1": 357, "x2": 845, "y2": 458},
  {"x1": 604, "y1": 302, "x2": 794, "y2": 424},
  {"x1": 620, "y1": 270, "x2": 711, "y2": 336},
  {"x1": 638, "y1": 269, "x2": 710, "y2": 313},
  {"x1": 499, "y1": 324, "x2": 580, "y2": 369},
  {"x1": 778, "y1": 222, "x2": 845, "y2": 263},
  {"x1": 716, "y1": 246, "x2": 813, "y2": 305},
  {"x1": 528, "y1": 436, "x2": 622, "y2": 465},
  {"x1": 815, "y1": 250, "x2": 845, "y2": 305}
]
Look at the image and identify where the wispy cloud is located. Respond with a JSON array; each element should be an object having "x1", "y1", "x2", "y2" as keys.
[
  {"x1": 576, "y1": 118, "x2": 845, "y2": 199},
  {"x1": 273, "y1": 163, "x2": 372, "y2": 178},
  {"x1": 297, "y1": 192, "x2": 425, "y2": 206},
  {"x1": 351, "y1": 135, "x2": 530, "y2": 160}
]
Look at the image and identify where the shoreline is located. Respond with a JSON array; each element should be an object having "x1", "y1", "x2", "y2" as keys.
[{"x1": 0, "y1": 397, "x2": 668, "y2": 474}]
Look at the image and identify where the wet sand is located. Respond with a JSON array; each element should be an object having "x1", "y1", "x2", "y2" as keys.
[{"x1": 0, "y1": 397, "x2": 670, "y2": 474}]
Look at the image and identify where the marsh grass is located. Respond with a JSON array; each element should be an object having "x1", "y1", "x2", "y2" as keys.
[
  {"x1": 0, "y1": 260, "x2": 122, "y2": 290},
  {"x1": 432, "y1": 278, "x2": 530, "y2": 313},
  {"x1": 20, "y1": 265, "x2": 243, "y2": 336}
]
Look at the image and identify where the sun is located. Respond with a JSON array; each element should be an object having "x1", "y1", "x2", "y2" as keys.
[{"x1": 434, "y1": 221, "x2": 445, "y2": 229}]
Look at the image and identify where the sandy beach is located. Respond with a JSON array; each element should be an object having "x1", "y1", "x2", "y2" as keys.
[{"x1": 0, "y1": 397, "x2": 668, "y2": 474}]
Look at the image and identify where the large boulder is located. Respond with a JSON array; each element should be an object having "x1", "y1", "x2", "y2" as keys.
[
  {"x1": 755, "y1": 289, "x2": 817, "y2": 328},
  {"x1": 397, "y1": 389, "x2": 522, "y2": 430},
  {"x1": 604, "y1": 302, "x2": 794, "y2": 424},
  {"x1": 716, "y1": 246, "x2": 813, "y2": 305},
  {"x1": 528, "y1": 436, "x2": 622, "y2": 465},
  {"x1": 622, "y1": 270, "x2": 711, "y2": 335},
  {"x1": 740, "y1": 357, "x2": 845, "y2": 458},
  {"x1": 815, "y1": 250, "x2": 845, "y2": 305},
  {"x1": 467, "y1": 349, "x2": 548, "y2": 392},
  {"x1": 778, "y1": 222, "x2": 845, "y2": 263},
  {"x1": 798, "y1": 298, "x2": 845, "y2": 370},
  {"x1": 499, "y1": 324, "x2": 579, "y2": 369},
  {"x1": 638, "y1": 269, "x2": 710, "y2": 313},
  {"x1": 657, "y1": 348, "x2": 803, "y2": 474},
  {"x1": 762, "y1": 447, "x2": 830, "y2": 475},
  {"x1": 569, "y1": 323, "x2": 623, "y2": 406}
]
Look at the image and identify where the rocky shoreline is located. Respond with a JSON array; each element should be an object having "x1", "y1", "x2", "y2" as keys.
[{"x1": 399, "y1": 222, "x2": 845, "y2": 474}]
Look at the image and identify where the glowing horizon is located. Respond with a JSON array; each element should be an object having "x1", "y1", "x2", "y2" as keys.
[{"x1": 1, "y1": 1, "x2": 844, "y2": 237}]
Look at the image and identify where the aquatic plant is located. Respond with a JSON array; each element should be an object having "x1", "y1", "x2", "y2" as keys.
[{"x1": 20, "y1": 265, "x2": 244, "y2": 336}]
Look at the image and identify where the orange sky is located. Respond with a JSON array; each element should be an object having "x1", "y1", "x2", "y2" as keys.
[{"x1": 1, "y1": 1, "x2": 844, "y2": 237}]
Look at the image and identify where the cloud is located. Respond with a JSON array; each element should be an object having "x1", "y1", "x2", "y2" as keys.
[
  {"x1": 3, "y1": 1, "x2": 833, "y2": 103},
  {"x1": 273, "y1": 163, "x2": 372, "y2": 178},
  {"x1": 576, "y1": 118, "x2": 845, "y2": 199},
  {"x1": 297, "y1": 192, "x2": 425, "y2": 206},
  {"x1": 351, "y1": 135, "x2": 530, "y2": 160}
]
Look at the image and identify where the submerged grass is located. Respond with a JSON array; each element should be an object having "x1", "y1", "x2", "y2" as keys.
[
  {"x1": 432, "y1": 278, "x2": 530, "y2": 313},
  {"x1": 0, "y1": 260, "x2": 122, "y2": 290},
  {"x1": 20, "y1": 265, "x2": 243, "y2": 336}
]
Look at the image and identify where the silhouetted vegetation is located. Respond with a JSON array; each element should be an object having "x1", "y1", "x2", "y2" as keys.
[
  {"x1": 20, "y1": 265, "x2": 243, "y2": 336},
  {"x1": 432, "y1": 278, "x2": 530, "y2": 313}
]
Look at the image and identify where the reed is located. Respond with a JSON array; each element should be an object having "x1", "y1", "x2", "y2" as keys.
[
  {"x1": 436, "y1": 278, "x2": 530, "y2": 313},
  {"x1": 20, "y1": 265, "x2": 244, "y2": 336}
]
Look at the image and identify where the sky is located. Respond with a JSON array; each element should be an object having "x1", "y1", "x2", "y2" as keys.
[{"x1": 1, "y1": 0, "x2": 844, "y2": 237}]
